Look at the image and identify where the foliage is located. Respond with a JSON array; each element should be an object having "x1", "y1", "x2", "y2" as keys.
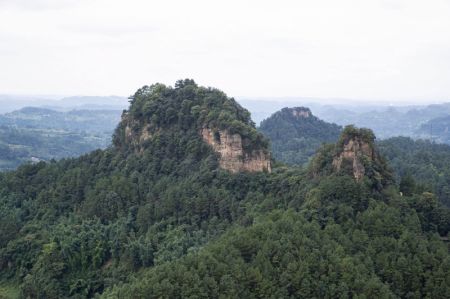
[
  {"x1": 379, "y1": 137, "x2": 450, "y2": 207},
  {"x1": 336, "y1": 125, "x2": 376, "y2": 151},
  {"x1": 115, "y1": 79, "x2": 269, "y2": 153},
  {"x1": 259, "y1": 107, "x2": 341, "y2": 166},
  {"x1": 0, "y1": 81, "x2": 448, "y2": 298}
]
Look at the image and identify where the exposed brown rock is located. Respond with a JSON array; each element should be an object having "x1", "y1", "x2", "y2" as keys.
[
  {"x1": 122, "y1": 113, "x2": 154, "y2": 150},
  {"x1": 332, "y1": 136, "x2": 374, "y2": 181},
  {"x1": 291, "y1": 108, "x2": 311, "y2": 118},
  {"x1": 139, "y1": 124, "x2": 152, "y2": 142},
  {"x1": 201, "y1": 128, "x2": 271, "y2": 173}
]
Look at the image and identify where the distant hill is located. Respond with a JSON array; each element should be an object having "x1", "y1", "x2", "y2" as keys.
[
  {"x1": 0, "y1": 126, "x2": 110, "y2": 170},
  {"x1": 416, "y1": 115, "x2": 450, "y2": 144},
  {"x1": 0, "y1": 81, "x2": 449, "y2": 298},
  {"x1": 0, "y1": 107, "x2": 122, "y2": 133},
  {"x1": 258, "y1": 107, "x2": 342, "y2": 166},
  {"x1": 260, "y1": 107, "x2": 450, "y2": 208},
  {"x1": 0, "y1": 95, "x2": 128, "y2": 114},
  {"x1": 241, "y1": 98, "x2": 450, "y2": 141},
  {"x1": 0, "y1": 107, "x2": 121, "y2": 170},
  {"x1": 318, "y1": 103, "x2": 450, "y2": 139},
  {"x1": 0, "y1": 95, "x2": 56, "y2": 114},
  {"x1": 45, "y1": 95, "x2": 129, "y2": 111}
]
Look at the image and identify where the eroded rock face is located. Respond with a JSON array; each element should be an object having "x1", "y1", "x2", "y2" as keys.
[
  {"x1": 291, "y1": 107, "x2": 311, "y2": 118},
  {"x1": 332, "y1": 137, "x2": 374, "y2": 181},
  {"x1": 121, "y1": 113, "x2": 155, "y2": 151},
  {"x1": 201, "y1": 128, "x2": 271, "y2": 173}
]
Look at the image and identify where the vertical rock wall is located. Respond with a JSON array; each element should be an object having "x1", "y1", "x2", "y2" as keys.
[
  {"x1": 201, "y1": 128, "x2": 271, "y2": 173},
  {"x1": 332, "y1": 137, "x2": 374, "y2": 181}
]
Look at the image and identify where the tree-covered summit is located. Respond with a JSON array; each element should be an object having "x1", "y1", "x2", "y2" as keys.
[
  {"x1": 259, "y1": 107, "x2": 342, "y2": 166},
  {"x1": 113, "y1": 79, "x2": 269, "y2": 154},
  {"x1": 310, "y1": 125, "x2": 394, "y2": 190},
  {"x1": 0, "y1": 82, "x2": 448, "y2": 298}
]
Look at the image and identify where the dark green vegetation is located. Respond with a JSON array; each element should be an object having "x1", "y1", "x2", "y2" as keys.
[
  {"x1": 378, "y1": 137, "x2": 450, "y2": 208},
  {"x1": 259, "y1": 107, "x2": 341, "y2": 166},
  {"x1": 259, "y1": 107, "x2": 450, "y2": 209},
  {"x1": 0, "y1": 108, "x2": 121, "y2": 170},
  {"x1": 0, "y1": 80, "x2": 449, "y2": 298}
]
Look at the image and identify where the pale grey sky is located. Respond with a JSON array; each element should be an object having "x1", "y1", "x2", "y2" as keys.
[{"x1": 1, "y1": 0, "x2": 450, "y2": 102}]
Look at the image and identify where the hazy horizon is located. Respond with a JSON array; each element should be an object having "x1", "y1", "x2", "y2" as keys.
[
  {"x1": 1, "y1": 92, "x2": 448, "y2": 107},
  {"x1": 2, "y1": 0, "x2": 450, "y2": 103}
]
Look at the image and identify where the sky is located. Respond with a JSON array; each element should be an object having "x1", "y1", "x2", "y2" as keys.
[{"x1": 1, "y1": 0, "x2": 450, "y2": 102}]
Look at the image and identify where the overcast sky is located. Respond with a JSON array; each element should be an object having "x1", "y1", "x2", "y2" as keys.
[{"x1": 1, "y1": 0, "x2": 450, "y2": 102}]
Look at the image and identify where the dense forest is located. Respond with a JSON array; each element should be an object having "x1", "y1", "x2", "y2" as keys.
[
  {"x1": 258, "y1": 107, "x2": 342, "y2": 166},
  {"x1": 0, "y1": 80, "x2": 449, "y2": 298},
  {"x1": 259, "y1": 108, "x2": 450, "y2": 209},
  {"x1": 378, "y1": 137, "x2": 450, "y2": 207}
]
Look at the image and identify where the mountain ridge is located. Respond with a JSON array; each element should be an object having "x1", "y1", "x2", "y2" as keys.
[{"x1": 0, "y1": 80, "x2": 448, "y2": 298}]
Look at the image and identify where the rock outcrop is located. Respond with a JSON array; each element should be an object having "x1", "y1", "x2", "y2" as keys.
[
  {"x1": 201, "y1": 128, "x2": 271, "y2": 173},
  {"x1": 291, "y1": 107, "x2": 311, "y2": 118},
  {"x1": 310, "y1": 125, "x2": 393, "y2": 189},
  {"x1": 114, "y1": 80, "x2": 272, "y2": 174},
  {"x1": 332, "y1": 135, "x2": 374, "y2": 181},
  {"x1": 120, "y1": 113, "x2": 155, "y2": 150}
]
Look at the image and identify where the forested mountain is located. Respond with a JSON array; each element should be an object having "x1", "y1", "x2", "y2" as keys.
[
  {"x1": 0, "y1": 80, "x2": 449, "y2": 298},
  {"x1": 259, "y1": 107, "x2": 341, "y2": 166},
  {"x1": 378, "y1": 137, "x2": 450, "y2": 207},
  {"x1": 259, "y1": 107, "x2": 450, "y2": 208},
  {"x1": 416, "y1": 115, "x2": 450, "y2": 144},
  {"x1": 242, "y1": 99, "x2": 450, "y2": 141},
  {"x1": 0, "y1": 108, "x2": 121, "y2": 171}
]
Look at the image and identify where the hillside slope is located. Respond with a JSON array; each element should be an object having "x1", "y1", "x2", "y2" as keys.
[
  {"x1": 416, "y1": 115, "x2": 450, "y2": 144},
  {"x1": 379, "y1": 137, "x2": 450, "y2": 207},
  {"x1": 0, "y1": 80, "x2": 449, "y2": 298},
  {"x1": 259, "y1": 107, "x2": 450, "y2": 208}
]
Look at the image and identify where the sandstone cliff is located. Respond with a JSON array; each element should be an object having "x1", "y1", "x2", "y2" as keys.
[
  {"x1": 114, "y1": 80, "x2": 272, "y2": 174},
  {"x1": 329, "y1": 126, "x2": 393, "y2": 189},
  {"x1": 291, "y1": 107, "x2": 311, "y2": 118},
  {"x1": 309, "y1": 125, "x2": 393, "y2": 189},
  {"x1": 120, "y1": 112, "x2": 155, "y2": 151},
  {"x1": 201, "y1": 128, "x2": 271, "y2": 173},
  {"x1": 118, "y1": 111, "x2": 272, "y2": 173},
  {"x1": 332, "y1": 135, "x2": 374, "y2": 181}
]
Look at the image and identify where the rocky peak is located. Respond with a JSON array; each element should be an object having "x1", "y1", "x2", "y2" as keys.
[
  {"x1": 332, "y1": 131, "x2": 375, "y2": 181},
  {"x1": 290, "y1": 107, "x2": 311, "y2": 118},
  {"x1": 331, "y1": 126, "x2": 393, "y2": 187},
  {"x1": 113, "y1": 79, "x2": 271, "y2": 173},
  {"x1": 310, "y1": 125, "x2": 392, "y2": 188}
]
